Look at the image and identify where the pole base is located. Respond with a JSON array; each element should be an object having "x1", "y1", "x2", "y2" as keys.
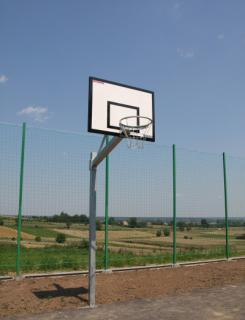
[{"x1": 172, "y1": 263, "x2": 180, "y2": 268}]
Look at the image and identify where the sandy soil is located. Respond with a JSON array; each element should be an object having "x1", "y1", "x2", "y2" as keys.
[
  {"x1": 52, "y1": 229, "x2": 153, "y2": 240},
  {"x1": 0, "y1": 259, "x2": 245, "y2": 318},
  {"x1": 0, "y1": 226, "x2": 34, "y2": 240}
]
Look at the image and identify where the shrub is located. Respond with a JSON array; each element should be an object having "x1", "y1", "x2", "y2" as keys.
[
  {"x1": 137, "y1": 221, "x2": 147, "y2": 228},
  {"x1": 0, "y1": 217, "x2": 4, "y2": 226},
  {"x1": 66, "y1": 221, "x2": 71, "y2": 229},
  {"x1": 96, "y1": 219, "x2": 102, "y2": 231},
  {"x1": 201, "y1": 218, "x2": 209, "y2": 228},
  {"x1": 163, "y1": 227, "x2": 170, "y2": 237},
  {"x1": 128, "y1": 217, "x2": 137, "y2": 228},
  {"x1": 186, "y1": 225, "x2": 192, "y2": 231},
  {"x1": 236, "y1": 234, "x2": 245, "y2": 240},
  {"x1": 177, "y1": 221, "x2": 186, "y2": 231},
  {"x1": 108, "y1": 217, "x2": 116, "y2": 225},
  {"x1": 56, "y1": 233, "x2": 66, "y2": 243},
  {"x1": 184, "y1": 235, "x2": 188, "y2": 239},
  {"x1": 79, "y1": 238, "x2": 89, "y2": 249},
  {"x1": 156, "y1": 229, "x2": 162, "y2": 237},
  {"x1": 35, "y1": 236, "x2": 41, "y2": 242}
]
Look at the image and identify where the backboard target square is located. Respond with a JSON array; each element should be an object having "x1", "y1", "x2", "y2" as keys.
[{"x1": 88, "y1": 77, "x2": 155, "y2": 141}]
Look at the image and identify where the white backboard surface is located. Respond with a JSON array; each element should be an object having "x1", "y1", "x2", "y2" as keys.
[{"x1": 88, "y1": 77, "x2": 155, "y2": 141}]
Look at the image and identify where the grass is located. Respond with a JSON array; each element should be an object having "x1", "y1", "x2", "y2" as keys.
[
  {"x1": 21, "y1": 226, "x2": 60, "y2": 238},
  {"x1": 0, "y1": 243, "x2": 90, "y2": 273},
  {"x1": 6, "y1": 225, "x2": 78, "y2": 239},
  {"x1": 0, "y1": 243, "x2": 232, "y2": 275},
  {"x1": 1, "y1": 224, "x2": 245, "y2": 275}
]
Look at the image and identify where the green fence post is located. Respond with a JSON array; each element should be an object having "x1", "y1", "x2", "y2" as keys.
[
  {"x1": 223, "y1": 152, "x2": 230, "y2": 259},
  {"x1": 172, "y1": 144, "x2": 177, "y2": 264},
  {"x1": 104, "y1": 136, "x2": 109, "y2": 269},
  {"x1": 16, "y1": 122, "x2": 26, "y2": 277}
]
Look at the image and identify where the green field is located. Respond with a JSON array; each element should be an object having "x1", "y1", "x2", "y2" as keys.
[
  {"x1": 21, "y1": 226, "x2": 60, "y2": 238},
  {"x1": 0, "y1": 243, "x2": 228, "y2": 274},
  {"x1": 0, "y1": 217, "x2": 245, "y2": 275}
]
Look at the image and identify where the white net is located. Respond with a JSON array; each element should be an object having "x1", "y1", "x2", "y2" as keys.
[{"x1": 119, "y1": 116, "x2": 152, "y2": 149}]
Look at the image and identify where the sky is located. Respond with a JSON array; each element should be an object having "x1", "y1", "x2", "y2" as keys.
[
  {"x1": 1, "y1": 0, "x2": 245, "y2": 156},
  {"x1": 1, "y1": 1, "x2": 245, "y2": 218}
]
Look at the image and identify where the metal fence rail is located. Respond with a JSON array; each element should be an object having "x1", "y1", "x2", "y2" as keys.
[{"x1": 0, "y1": 122, "x2": 244, "y2": 276}]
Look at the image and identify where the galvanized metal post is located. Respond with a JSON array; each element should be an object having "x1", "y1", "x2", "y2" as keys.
[
  {"x1": 223, "y1": 152, "x2": 230, "y2": 259},
  {"x1": 89, "y1": 152, "x2": 97, "y2": 307},
  {"x1": 88, "y1": 136, "x2": 122, "y2": 307},
  {"x1": 104, "y1": 136, "x2": 109, "y2": 270},
  {"x1": 16, "y1": 122, "x2": 26, "y2": 277},
  {"x1": 172, "y1": 144, "x2": 177, "y2": 264}
]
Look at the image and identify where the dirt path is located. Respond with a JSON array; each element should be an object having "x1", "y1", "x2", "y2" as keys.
[{"x1": 0, "y1": 260, "x2": 245, "y2": 318}]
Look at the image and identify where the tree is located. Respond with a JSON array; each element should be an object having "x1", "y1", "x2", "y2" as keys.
[
  {"x1": 201, "y1": 219, "x2": 209, "y2": 228},
  {"x1": 108, "y1": 217, "x2": 116, "y2": 225},
  {"x1": 137, "y1": 221, "x2": 147, "y2": 228},
  {"x1": 96, "y1": 219, "x2": 102, "y2": 231},
  {"x1": 56, "y1": 233, "x2": 66, "y2": 243},
  {"x1": 66, "y1": 221, "x2": 72, "y2": 229},
  {"x1": 0, "y1": 217, "x2": 4, "y2": 226},
  {"x1": 177, "y1": 221, "x2": 186, "y2": 231},
  {"x1": 163, "y1": 227, "x2": 170, "y2": 237},
  {"x1": 128, "y1": 217, "x2": 137, "y2": 228},
  {"x1": 156, "y1": 229, "x2": 162, "y2": 237},
  {"x1": 80, "y1": 214, "x2": 89, "y2": 225}
]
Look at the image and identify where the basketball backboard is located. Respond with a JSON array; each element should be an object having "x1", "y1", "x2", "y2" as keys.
[{"x1": 88, "y1": 77, "x2": 155, "y2": 142}]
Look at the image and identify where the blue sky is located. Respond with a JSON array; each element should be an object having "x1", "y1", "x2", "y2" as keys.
[
  {"x1": 1, "y1": 0, "x2": 245, "y2": 156},
  {"x1": 1, "y1": 1, "x2": 245, "y2": 218}
]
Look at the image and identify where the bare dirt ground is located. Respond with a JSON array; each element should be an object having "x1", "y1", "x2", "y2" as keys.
[
  {"x1": 0, "y1": 226, "x2": 34, "y2": 240},
  {"x1": 2, "y1": 284, "x2": 245, "y2": 320},
  {"x1": 52, "y1": 229, "x2": 153, "y2": 240},
  {"x1": 0, "y1": 259, "x2": 245, "y2": 318}
]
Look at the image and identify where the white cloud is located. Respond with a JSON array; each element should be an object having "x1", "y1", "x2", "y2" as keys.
[
  {"x1": 0, "y1": 75, "x2": 8, "y2": 83},
  {"x1": 18, "y1": 106, "x2": 50, "y2": 122},
  {"x1": 177, "y1": 48, "x2": 195, "y2": 58},
  {"x1": 217, "y1": 34, "x2": 225, "y2": 40}
]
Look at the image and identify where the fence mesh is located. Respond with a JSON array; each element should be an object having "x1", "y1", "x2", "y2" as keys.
[
  {"x1": 108, "y1": 143, "x2": 172, "y2": 267},
  {"x1": 0, "y1": 123, "x2": 21, "y2": 273},
  {"x1": 176, "y1": 148, "x2": 225, "y2": 262},
  {"x1": 0, "y1": 122, "x2": 245, "y2": 276},
  {"x1": 227, "y1": 155, "x2": 245, "y2": 257}
]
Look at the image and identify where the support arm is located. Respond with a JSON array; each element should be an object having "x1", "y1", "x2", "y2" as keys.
[{"x1": 92, "y1": 136, "x2": 122, "y2": 169}]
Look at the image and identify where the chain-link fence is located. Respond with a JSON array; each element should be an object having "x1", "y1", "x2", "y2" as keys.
[{"x1": 0, "y1": 122, "x2": 244, "y2": 276}]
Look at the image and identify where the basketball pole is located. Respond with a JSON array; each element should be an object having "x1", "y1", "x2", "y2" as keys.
[
  {"x1": 104, "y1": 136, "x2": 109, "y2": 270},
  {"x1": 88, "y1": 152, "x2": 97, "y2": 307},
  {"x1": 88, "y1": 136, "x2": 122, "y2": 307},
  {"x1": 222, "y1": 152, "x2": 230, "y2": 260},
  {"x1": 172, "y1": 144, "x2": 177, "y2": 265}
]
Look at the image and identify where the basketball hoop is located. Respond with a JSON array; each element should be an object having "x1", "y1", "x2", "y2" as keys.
[{"x1": 119, "y1": 116, "x2": 153, "y2": 149}]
